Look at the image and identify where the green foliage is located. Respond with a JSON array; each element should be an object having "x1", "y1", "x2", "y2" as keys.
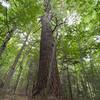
[{"x1": 0, "y1": 0, "x2": 99, "y2": 99}]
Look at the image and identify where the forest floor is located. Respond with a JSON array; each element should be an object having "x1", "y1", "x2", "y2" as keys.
[
  {"x1": 4, "y1": 95, "x2": 63, "y2": 100},
  {"x1": 4, "y1": 94, "x2": 27, "y2": 100}
]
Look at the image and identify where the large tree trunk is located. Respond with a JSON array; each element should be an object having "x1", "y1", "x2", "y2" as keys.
[
  {"x1": 32, "y1": 1, "x2": 63, "y2": 100},
  {"x1": 32, "y1": 0, "x2": 53, "y2": 97},
  {"x1": 47, "y1": 45, "x2": 63, "y2": 100},
  {"x1": 32, "y1": 15, "x2": 53, "y2": 96}
]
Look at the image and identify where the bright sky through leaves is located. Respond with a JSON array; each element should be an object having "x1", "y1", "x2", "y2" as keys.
[
  {"x1": 64, "y1": 11, "x2": 81, "y2": 26},
  {"x1": 0, "y1": 0, "x2": 10, "y2": 8},
  {"x1": 94, "y1": 35, "x2": 100, "y2": 43}
]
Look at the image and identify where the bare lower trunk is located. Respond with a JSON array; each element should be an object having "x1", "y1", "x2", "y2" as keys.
[
  {"x1": 47, "y1": 46, "x2": 63, "y2": 100},
  {"x1": 32, "y1": 15, "x2": 53, "y2": 96}
]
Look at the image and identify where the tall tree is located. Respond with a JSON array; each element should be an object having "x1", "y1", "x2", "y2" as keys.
[{"x1": 32, "y1": 0, "x2": 62, "y2": 100}]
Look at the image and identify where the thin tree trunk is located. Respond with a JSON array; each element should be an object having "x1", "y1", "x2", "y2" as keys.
[
  {"x1": 27, "y1": 57, "x2": 38, "y2": 100},
  {"x1": 13, "y1": 66, "x2": 23, "y2": 94},
  {"x1": 1, "y1": 33, "x2": 29, "y2": 99},
  {"x1": 0, "y1": 28, "x2": 15, "y2": 57},
  {"x1": 13, "y1": 48, "x2": 31, "y2": 95},
  {"x1": 5, "y1": 33, "x2": 29, "y2": 86},
  {"x1": 0, "y1": 28, "x2": 14, "y2": 86},
  {"x1": 76, "y1": 39, "x2": 91, "y2": 100},
  {"x1": 66, "y1": 66, "x2": 73, "y2": 100}
]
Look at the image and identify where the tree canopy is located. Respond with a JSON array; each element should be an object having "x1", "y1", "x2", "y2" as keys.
[{"x1": 0, "y1": 0, "x2": 100, "y2": 100}]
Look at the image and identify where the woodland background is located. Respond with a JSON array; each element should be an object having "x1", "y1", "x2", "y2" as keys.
[{"x1": 0, "y1": 0, "x2": 100, "y2": 100}]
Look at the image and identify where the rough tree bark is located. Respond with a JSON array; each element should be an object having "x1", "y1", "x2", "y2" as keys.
[
  {"x1": 47, "y1": 45, "x2": 63, "y2": 100},
  {"x1": 32, "y1": 0, "x2": 53, "y2": 97},
  {"x1": 32, "y1": 0, "x2": 63, "y2": 100}
]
